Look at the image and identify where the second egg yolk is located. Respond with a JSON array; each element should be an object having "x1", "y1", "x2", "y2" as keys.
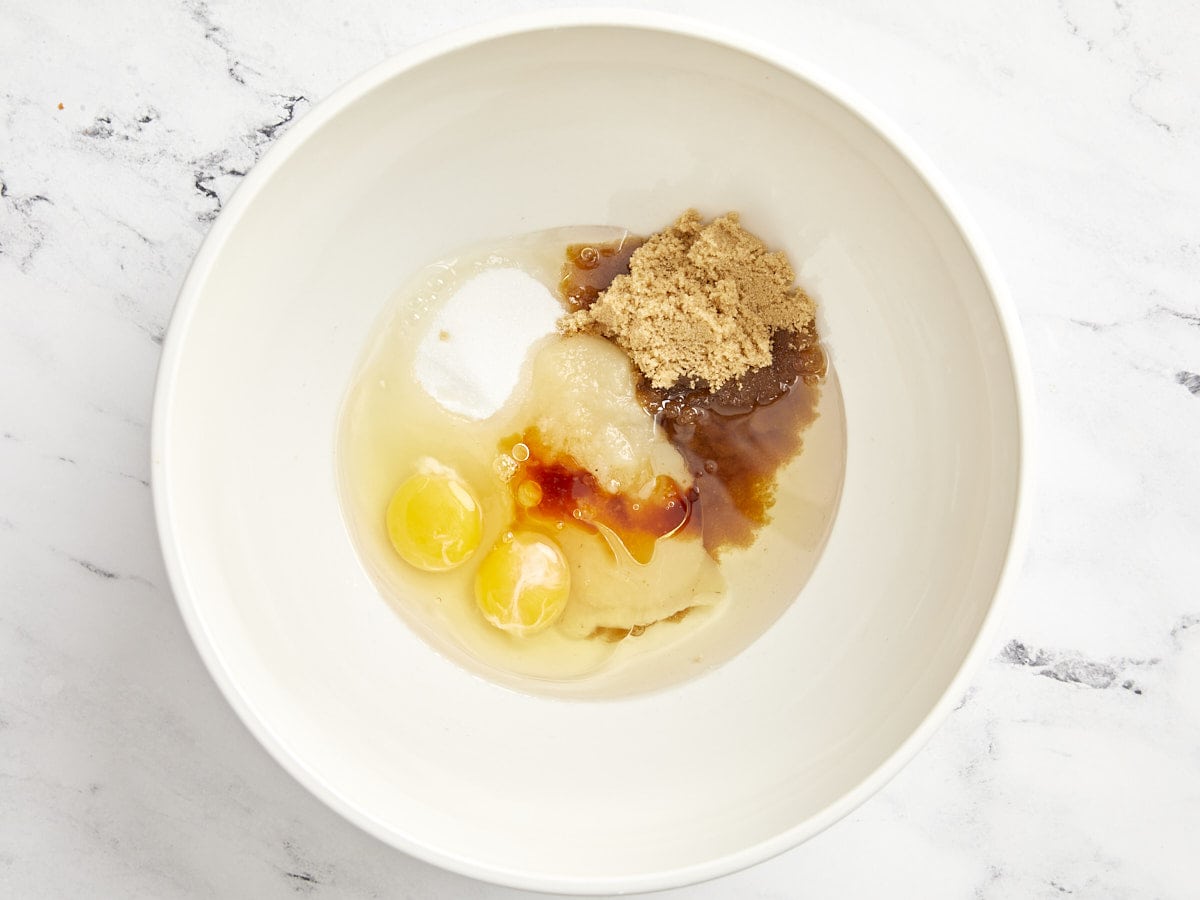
[{"x1": 474, "y1": 531, "x2": 570, "y2": 637}]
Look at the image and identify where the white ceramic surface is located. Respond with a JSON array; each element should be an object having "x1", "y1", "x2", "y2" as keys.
[{"x1": 150, "y1": 13, "x2": 1029, "y2": 895}]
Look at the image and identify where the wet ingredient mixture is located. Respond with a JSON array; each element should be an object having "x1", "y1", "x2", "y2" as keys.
[
  {"x1": 338, "y1": 214, "x2": 844, "y2": 691},
  {"x1": 562, "y1": 212, "x2": 828, "y2": 553}
]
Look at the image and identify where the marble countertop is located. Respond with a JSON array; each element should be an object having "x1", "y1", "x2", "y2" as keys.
[{"x1": 3, "y1": 1, "x2": 1197, "y2": 897}]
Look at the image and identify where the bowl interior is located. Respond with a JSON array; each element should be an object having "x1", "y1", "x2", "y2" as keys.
[{"x1": 156, "y1": 21, "x2": 1024, "y2": 892}]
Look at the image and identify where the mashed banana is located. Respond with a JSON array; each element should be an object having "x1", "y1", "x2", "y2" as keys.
[
  {"x1": 529, "y1": 335, "x2": 691, "y2": 494},
  {"x1": 522, "y1": 334, "x2": 723, "y2": 633}
]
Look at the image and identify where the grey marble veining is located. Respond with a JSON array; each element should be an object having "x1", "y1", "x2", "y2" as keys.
[{"x1": 2, "y1": 1, "x2": 1198, "y2": 897}]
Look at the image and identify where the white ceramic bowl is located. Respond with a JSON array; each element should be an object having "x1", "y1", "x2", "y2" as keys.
[{"x1": 153, "y1": 12, "x2": 1031, "y2": 894}]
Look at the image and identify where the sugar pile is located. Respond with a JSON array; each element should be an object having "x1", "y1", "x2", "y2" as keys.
[{"x1": 413, "y1": 268, "x2": 561, "y2": 419}]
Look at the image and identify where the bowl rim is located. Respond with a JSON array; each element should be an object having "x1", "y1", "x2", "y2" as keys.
[{"x1": 151, "y1": 8, "x2": 1035, "y2": 894}]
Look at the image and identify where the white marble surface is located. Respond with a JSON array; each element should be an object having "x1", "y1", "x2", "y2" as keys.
[{"x1": 2, "y1": 0, "x2": 1198, "y2": 896}]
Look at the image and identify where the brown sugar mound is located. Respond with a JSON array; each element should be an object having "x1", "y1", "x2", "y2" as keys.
[{"x1": 559, "y1": 210, "x2": 815, "y2": 390}]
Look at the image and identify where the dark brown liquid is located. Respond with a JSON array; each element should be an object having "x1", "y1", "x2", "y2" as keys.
[
  {"x1": 560, "y1": 235, "x2": 645, "y2": 312},
  {"x1": 501, "y1": 429, "x2": 696, "y2": 565},
  {"x1": 559, "y1": 236, "x2": 826, "y2": 556},
  {"x1": 638, "y1": 328, "x2": 825, "y2": 553}
]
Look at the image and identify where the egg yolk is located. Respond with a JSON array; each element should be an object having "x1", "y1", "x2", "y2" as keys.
[
  {"x1": 474, "y1": 531, "x2": 570, "y2": 636},
  {"x1": 386, "y1": 470, "x2": 483, "y2": 571}
]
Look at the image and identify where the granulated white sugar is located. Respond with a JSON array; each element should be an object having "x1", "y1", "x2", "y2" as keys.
[{"x1": 414, "y1": 267, "x2": 561, "y2": 419}]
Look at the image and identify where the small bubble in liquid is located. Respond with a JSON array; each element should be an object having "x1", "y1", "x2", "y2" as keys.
[
  {"x1": 516, "y1": 479, "x2": 542, "y2": 508},
  {"x1": 512, "y1": 442, "x2": 530, "y2": 462},
  {"x1": 704, "y1": 459, "x2": 718, "y2": 474}
]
